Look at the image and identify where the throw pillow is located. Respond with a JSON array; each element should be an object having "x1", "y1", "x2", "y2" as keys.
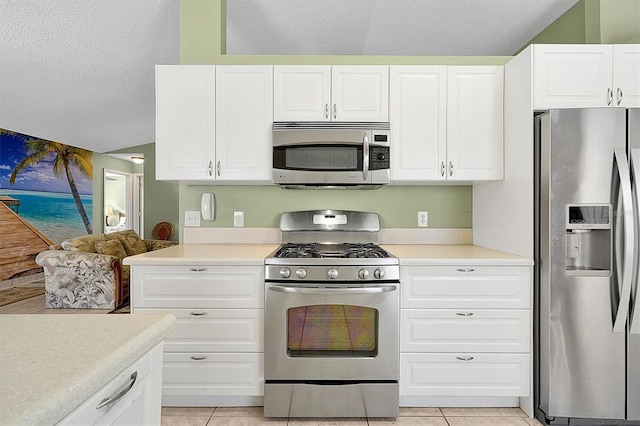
[
  {"x1": 95, "y1": 239, "x2": 128, "y2": 260},
  {"x1": 117, "y1": 234, "x2": 147, "y2": 256}
]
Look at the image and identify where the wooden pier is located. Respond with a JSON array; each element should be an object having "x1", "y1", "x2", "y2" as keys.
[{"x1": 0, "y1": 202, "x2": 53, "y2": 282}]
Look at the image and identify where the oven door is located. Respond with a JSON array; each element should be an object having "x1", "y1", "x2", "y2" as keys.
[{"x1": 265, "y1": 282, "x2": 399, "y2": 381}]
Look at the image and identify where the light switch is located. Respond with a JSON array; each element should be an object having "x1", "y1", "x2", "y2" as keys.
[{"x1": 185, "y1": 211, "x2": 200, "y2": 227}]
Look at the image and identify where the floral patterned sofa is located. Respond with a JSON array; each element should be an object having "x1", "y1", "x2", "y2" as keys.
[{"x1": 35, "y1": 230, "x2": 177, "y2": 309}]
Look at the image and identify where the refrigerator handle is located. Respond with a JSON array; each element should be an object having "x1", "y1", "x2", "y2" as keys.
[
  {"x1": 629, "y1": 149, "x2": 640, "y2": 334},
  {"x1": 613, "y1": 148, "x2": 634, "y2": 333}
]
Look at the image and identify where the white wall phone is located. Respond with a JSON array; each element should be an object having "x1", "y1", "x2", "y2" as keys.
[{"x1": 201, "y1": 192, "x2": 215, "y2": 221}]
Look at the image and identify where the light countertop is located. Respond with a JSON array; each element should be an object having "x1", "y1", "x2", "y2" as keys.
[
  {"x1": 382, "y1": 244, "x2": 533, "y2": 266},
  {"x1": 0, "y1": 314, "x2": 176, "y2": 425},
  {"x1": 124, "y1": 243, "x2": 279, "y2": 266},
  {"x1": 123, "y1": 243, "x2": 531, "y2": 266}
]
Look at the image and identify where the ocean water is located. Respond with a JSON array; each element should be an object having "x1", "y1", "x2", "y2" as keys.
[{"x1": 1, "y1": 189, "x2": 93, "y2": 244}]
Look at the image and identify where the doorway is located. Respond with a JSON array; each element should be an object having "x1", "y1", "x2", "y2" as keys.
[{"x1": 104, "y1": 169, "x2": 143, "y2": 236}]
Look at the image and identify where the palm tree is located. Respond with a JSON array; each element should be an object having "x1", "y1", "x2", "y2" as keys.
[{"x1": 6, "y1": 132, "x2": 94, "y2": 234}]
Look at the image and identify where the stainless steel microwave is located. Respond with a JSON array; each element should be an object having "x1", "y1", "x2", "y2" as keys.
[{"x1": 272, "y1": 122, "x2": 390, "y2": 189}]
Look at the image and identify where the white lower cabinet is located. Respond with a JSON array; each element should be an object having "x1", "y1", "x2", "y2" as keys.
[
  {"x1": 130, "y1": 265, "x2": 264, "y2": 406},
  {"x1": 59, "y1": 343, "x2": 163, "y2": 425},
  {"x1": 400, "y1": 265, "x2": 532, "y2": 403}
]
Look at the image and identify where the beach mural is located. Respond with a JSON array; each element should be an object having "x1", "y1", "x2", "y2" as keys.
[{"x1": 0, "y1": 129, "x2": 93, "y2": 245}]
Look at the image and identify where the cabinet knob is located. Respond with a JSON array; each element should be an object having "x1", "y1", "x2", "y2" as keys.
[
  {"x1": 190, "y1": 355, "x2": 207, "y2": 361},
  {"x1": 607, "y1": 88, "x2": 613, "y2": 106},
  {"x1": 617, "y1": 87, "x2": 623, "y2": 105},
  {"x1": 333, "y1": 103, "x2": 337, "y2": 120},
  {"x1": 449, "y1": 161, "x2": 454, "y2": 177},
  {"x1": 456, "y1": 268, "x2": 474, "y2": 273},
  {"x1": 189, "y1": 268, "x2": 207, "y2": 272},
  {"x1": 95, "y1": 371, "x2": 137, "y2": 409},
  {"x1": 325, "y1": 103, "x2": 329, "y2": 119},
  {"x1": 217, "y1": 161, "x2": 221, "y2": 177},
  {"x1": 208, "y1": 161, "x2": 213, "y2": 177},
  {"x1": 455, "y1": 356, "x2": 474, "y2": 361},
  {"x1": 441, "y1": 161, "x2": 445, "y2": 177},
  {"x1": 190, "y1": 311, "x2": 207, "y2": 316},
  {"x1": 455, "y1": 312, "x2": 474, "y2": 316}
]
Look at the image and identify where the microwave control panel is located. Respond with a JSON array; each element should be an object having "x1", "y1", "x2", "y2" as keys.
[{"x1": 370, "y1": 146, "x2": 390, "y2": 170}]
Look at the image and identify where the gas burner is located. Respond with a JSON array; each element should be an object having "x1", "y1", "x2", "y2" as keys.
[{"x1": 273, "y1": 243, "x2": 391, "y2": 259}]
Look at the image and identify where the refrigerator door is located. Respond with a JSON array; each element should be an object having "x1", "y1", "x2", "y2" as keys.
[
  {"x1": 537, "y1": 108, "x2": 627, "y2": 421},
  {"x1": 628, "y1": 108, "x2": 640, "y2": 421}
]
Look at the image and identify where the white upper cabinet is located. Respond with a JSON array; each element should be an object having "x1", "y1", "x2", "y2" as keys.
[
  {"x1": 155, "y1": 65, "x2": 273, "y2": 182},
  {"x1": 390, "y1": 66, "x2": 446, "y2": 181},
  {"x1": 274, "y1": 65, "x2": 389, "y2": 122},
  {"x1": 533, "y1": 44, "x2": 640, "y2": 109},
  {"x1": 613, "y1": 44, "x2": 640, "y2": 107},
  {"x1": 447, "y1": 66, "x2": 504, "y2": 181},
  {"x1": 156, "y1": 65, "x2": 215, "y2": 181},
  {"x1": 273, "y1": 66, "x2": 331, "y2": 121},
  {"x1": 215, "y1": 65, "x2": 273, "y2": 182},
  {"x1": 390, "y1": 65, "x2": 503, "y2": 182}
]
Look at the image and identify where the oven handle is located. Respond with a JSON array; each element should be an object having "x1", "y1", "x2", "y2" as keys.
[{"x1": 267, "y1": 285, "x2": 397, "y2": 295}]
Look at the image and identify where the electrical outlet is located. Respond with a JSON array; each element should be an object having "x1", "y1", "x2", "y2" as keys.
[
  {"x1": 418, "y1": 211, "x2": 429, "y2": 227},
  {"x1": 185, "y1": 211, "x2": 200, "y2": 227},
  {"x1": 234, "y1": 211, "x2": 245, "y2": 227}
]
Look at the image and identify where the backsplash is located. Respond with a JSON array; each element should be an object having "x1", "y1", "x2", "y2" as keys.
[{"x1": 178, "y1": 184, "x2": 472, "y2": 231}]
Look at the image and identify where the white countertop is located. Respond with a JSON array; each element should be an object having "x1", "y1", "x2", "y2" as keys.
[
  {"x1": 123, "y1": 243, "x2": 531, "y2": 266},
  {"x1": 123, "y1": 243, "x2": 279, "y2": 266},
  {"x1": 382, "y1": 244, "x2": 533, "y2": 266},
  {"x1": 0, "y1": 314, "x2": 176, "y2": 425}
]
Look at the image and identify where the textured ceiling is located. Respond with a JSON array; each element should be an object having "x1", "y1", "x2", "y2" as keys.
[
  {"x1": 227, "y1": 0, "x2": 579, "y2": 55},
  {"x1": 0, "y1": 0, "x2": 179, "y2": 153},
  {"x1": 1, "y1": 1, "x2": 577, "y2": 154}
]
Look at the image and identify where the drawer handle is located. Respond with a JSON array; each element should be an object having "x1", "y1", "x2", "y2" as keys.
[
  {"x1": 456, "y1": 356, "x2": 475, "y2": 361},
  {"x1": 456, "y1": 268, "x2": 474, "y2": 273},
  {"x1": 189, "y1": 268, "x2": 207, "y2": 272},
  {"x1": 96, "y1": 371, "x2": 137, "y2": 409},
  {"x1": 190, "y1": 355, "x2": 207, "y2": 361},
  {"x1": 190, "y1": 311, "x2": 207, "y2": 316},
  {"x1": 456, "y1": 312, "x2": 474, "y2": 317}
]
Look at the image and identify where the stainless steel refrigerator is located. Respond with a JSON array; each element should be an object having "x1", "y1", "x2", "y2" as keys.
[{"x1": 535, "y1": 108, "x2": 640, "y2": 425}]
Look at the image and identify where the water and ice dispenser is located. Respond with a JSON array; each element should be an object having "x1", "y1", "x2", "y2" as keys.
[{"x1": 565, "y1": 204, "x2": 611, "y2": 275}]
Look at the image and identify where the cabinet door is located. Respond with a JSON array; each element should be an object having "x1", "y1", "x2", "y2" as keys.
[
  {"x1": 400, "y1": 353, "x2": 529, "y2": 397},
  {"x1": 155, "y1": 65, "x2": 215, "y2": 181},
  {"x1": 390, "y1": 66, "x2": 447, "y2": 181},
  {"x1": 401, "y1": 309, "x2": 530, "y2": 353},
  {"x1": 131, "y1": 265, "x2": 264, "y2": 309},
  {"x1": 274, "y1": 65, "x2": 331, "y2": 121},
  {"x1": 215, "y1": 66, "x2": 273, "y2": 181},
  {"x1": 613, "y1": 44, "x2": 640, "y2": 108},
  {"x1": 163, "y1": 353, "x2": 263, "y2": 396},
  {"x1": 332, "y1": 66, "x2": 389, "y2": 122},
  {"x1": 401, "y1": 266, "x2": 531, "y2": 309},
  {"x1": 533, "y1": 44, "x2": 613, "y2": 109},
  {"x1": 446, "y1": 66, "x2": 504, "y2": 181},
  {"x1": 137, "y1": 308, "x2": 264, "y2": 352}
]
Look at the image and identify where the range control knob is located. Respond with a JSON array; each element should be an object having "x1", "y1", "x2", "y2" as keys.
[
  {"x1": 374, "y1": 268, "x2": 385, "y2": 279},
  {"x1": 358, "y1": 269, "x2": 369, "y2": 279},
  {"x1": 296, "y1": 268, "x2": 307, "y2": 279},
  {"x1": 377, "y1": 152, "x2": 386, "y2": 161},
  {"x1": 327, "y1": 268, "x2": 339, "y2": 279},
  {"x1": 279, "y1": 267, "x2": 291, "y2": 278}
]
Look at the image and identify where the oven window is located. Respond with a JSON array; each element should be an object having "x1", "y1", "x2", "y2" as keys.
[
  {"x1": 273, "y1": 145, "x2": 362, "y2": 171},
  {"x1": 287, "y1": 304, "x2": 378, "y2": 357}
]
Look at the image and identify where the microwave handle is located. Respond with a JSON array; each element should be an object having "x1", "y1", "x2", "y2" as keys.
[{"x1": 363, "y1": 132, "x2": 369, "y2": 181}]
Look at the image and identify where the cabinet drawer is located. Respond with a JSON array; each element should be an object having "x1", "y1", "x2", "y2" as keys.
[
  {"x1": 58, "y1": 343, "x2": 160, "y2": 425},
  {"x1": 401, "y1": 309, "x2": 530, "y2": 353},
  {"x1": 131, "y1": 266, "x2": 263, "y2": 309},
  {"x1": 401, "y1": 266, "x2": 531, "y2": 309},
  {"x1": 400, "y1": 353, "x2": 529, "y2": 397},
  {"x1": 137, "y1": 308, "x2": 263, "y2": 352},
  {"x1": 162, "y1": 353, "x2": 263, "y2": 396}
]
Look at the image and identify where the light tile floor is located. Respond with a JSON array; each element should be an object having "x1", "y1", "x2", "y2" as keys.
[{"x1": 161, "y1": 406, "x2": 544, "y2": 426}]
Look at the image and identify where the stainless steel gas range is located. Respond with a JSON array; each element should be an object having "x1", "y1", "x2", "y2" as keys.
[{"x1": 264, "y1": 210, "x2": 400, "y2": 418}]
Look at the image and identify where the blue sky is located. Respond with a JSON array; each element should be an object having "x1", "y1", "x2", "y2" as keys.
[{"x1": 0, "y1": 131, "x2": 93, "y2": 195}]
